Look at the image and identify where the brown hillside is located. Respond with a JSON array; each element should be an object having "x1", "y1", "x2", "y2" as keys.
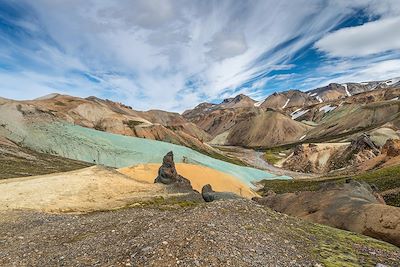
[{"x1": 226, "y1": 110, "x2": 311, "y2": 147}]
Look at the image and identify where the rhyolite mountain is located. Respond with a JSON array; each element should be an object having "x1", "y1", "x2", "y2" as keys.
[
  {"x1": 183, "y1": 77, "x2": 400, "y2": 148},
  {"x1": 2, "y1": 76, "x2": 400, "y2": 174}
]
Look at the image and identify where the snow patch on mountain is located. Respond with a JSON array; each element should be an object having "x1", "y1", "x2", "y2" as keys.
[
  {"x1": 291, "y1": 109, "x2": 309, "y2": 120},
  {"x1": 319, "y1": 105, "x2": 336, "y2": 113},
  {"x1": 384, "y1": 77, "x2": 400, "y2": 85},
  {"x1": 254, "y1": 101, "x2": 263, "y2": 107},
  {"x1": 342, "y1": 84, "x2": 351, "y2": 97},
  {"x1": 282, "y1": 99, "x2": 290, "y2": 109}
]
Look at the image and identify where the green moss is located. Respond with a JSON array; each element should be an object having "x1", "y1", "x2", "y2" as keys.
[
  {"x1": 208, "y1": 151, "x2": 248, "y2": 166},
  {"x1": 306, "y1": 223, "x2": 397, "y2": 267},
  {"x1": 258, "y1": 164, "x2": 400, "y2": 207},
  {"x1": 0, "y1": 147, "x2": 92, "y2": 179},
  {"x1": 54, "y1": 101, "x2": 66, "y2": 106},
  {"x1": 191, "y1": 146, "x2": 248, "y2": 167},
  {"x1": 263, "y1": 150, "x2": 281, "y2": 165},
  {"x1": 176, "y1": 200, "x2": 198, "y2": 207},
  {"x1": 123, "y1": 120, "x2": 144, "y2": 130},
  {"x1": 123, "y1": 196, "x2": 201, "y2": 210},
  {"x1": 93, "y1": 122, "x2": 106, "y2": 131},
  {"x1": 382, "y1": 193, "x2": 400, "y2": 207}
]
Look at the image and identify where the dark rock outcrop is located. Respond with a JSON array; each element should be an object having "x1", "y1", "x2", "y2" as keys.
[
  {"x1": 350, "y1": 133, "x2": 380, "y2": 155},
  {"x1": 201, "y1": 184, "x2": 241, "y2": 202},
  {"x1": 154, "y1": 151, "x2": 192, "y2": 190},
  {"x1": 254, "y1": 180, "x2": 400, "y2": 247},
  {"x1": 330, "y1": 133, "x2": 380, "y2": 171}
]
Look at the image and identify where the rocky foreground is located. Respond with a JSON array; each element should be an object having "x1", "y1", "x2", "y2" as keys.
[{"x1": 0, "y1": 200, "x2": 399, "y2": 267}]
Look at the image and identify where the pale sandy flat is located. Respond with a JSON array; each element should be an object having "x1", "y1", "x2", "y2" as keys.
[
  {"x1": 118, "y1": 163, "x2": 257, "y2": 198},
  {"x1": 0, "y1": 166, "x2": 179, "y2": 213}
]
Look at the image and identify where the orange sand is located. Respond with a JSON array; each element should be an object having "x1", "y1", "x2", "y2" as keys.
[{"x1": 118, "y1": 163, "x2": 257, "y2": 198}]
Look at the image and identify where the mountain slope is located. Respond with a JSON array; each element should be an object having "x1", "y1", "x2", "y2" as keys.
[
  {"x1": 0, "y1": 136, "x2": 91, "y2": 179},
  {"x1": 305, "y1": 100, "x2": 400, "y2": 142},
  {"x1": 308, "y1": 78, "x2": 400, "y2": 102},
  {"x1": 222, "y1": 110, "x2": 311, "y2": 147},
  {"x1": 183, "y1": 77, "x2": 400, "y2": 149},
  {"x1": 0, "y1": 103, "x2": 290, "y2": 186},
  {"x1": 0, "y1": 95, "x2": 220, "y2": 158},
  {"x1": 260, "y1": 90, "x2": 317, "y2": 110}
]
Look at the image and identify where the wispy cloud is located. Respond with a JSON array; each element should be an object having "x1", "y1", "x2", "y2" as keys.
[
  {"x1": 0, "y1": 0, "x2": 399, "y2": 111},
  {"x1": 315, "y1": 17, "x2": 400, "y2": 57}
]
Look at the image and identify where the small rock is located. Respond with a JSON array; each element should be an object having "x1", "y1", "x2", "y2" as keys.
[{"x1": 141, "y1": 246, "x2": 152, "y2": 253}]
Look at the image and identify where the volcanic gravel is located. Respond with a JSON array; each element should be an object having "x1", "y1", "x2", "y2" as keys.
[{"x1": 0, "y1": 200, "x2": 399, "y2": 267}]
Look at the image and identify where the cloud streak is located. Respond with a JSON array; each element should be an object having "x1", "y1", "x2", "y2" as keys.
[
  {"x1": 0, "y1": 0, "x2": 399, "y2": 111},
  {"x1": 315, "y1": 17, "x2": 400, "y2": 57}
]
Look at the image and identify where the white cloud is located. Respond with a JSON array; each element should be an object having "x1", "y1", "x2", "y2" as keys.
[
  {"x1": 1, "y1": 0, "x2": 399, "y2": 112},
  {"x1": 321, "y1": 59, "x2": 400, "y2": 85},
  {"x1": 315, "y1": 17, "x2": 400, "y2": 57},
  {"x1": 207, "y1": 31, "x2": 248, "y2": 60}
]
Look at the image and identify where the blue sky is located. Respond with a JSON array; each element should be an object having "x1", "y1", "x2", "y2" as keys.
[{"x1": 0, "y1": 0, "x2": 400, "y2": 112}]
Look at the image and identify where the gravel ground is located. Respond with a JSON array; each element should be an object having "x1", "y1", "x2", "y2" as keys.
[{"x1": 0, "y1": 200, "x2": 399, "y2": 267}]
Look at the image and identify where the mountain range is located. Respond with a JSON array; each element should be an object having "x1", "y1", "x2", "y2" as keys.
[{"x1": 1, "y1": 77, "x2": 400, "y2": 264}]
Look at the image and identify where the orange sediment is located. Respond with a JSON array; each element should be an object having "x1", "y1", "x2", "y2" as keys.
[{"x1": 118, "y1": 163, "x2": 258, "y2": 199}]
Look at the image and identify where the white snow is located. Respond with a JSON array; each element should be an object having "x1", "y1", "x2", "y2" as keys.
[
  {"x1": 299, "y1": 135, "x2": 306, "y2": 140},
  {"x1": 282, "y1": 98, "x2": 290, "y2": 109},
  {"x1": 342, "y1": 83, "x2": 351, "y2": 97},
  {"x1": 319, "y1": 105, "x2": 336, "y2": 113},
  {"x1": 292, "y1": 108, "x2": 302, "y2": 113},
  {"x1": 310, "y1": 93, "x2": 317, "y2": 97},
  {"x1": 291, "y1": 109, "x2": 309, "y2": 120},
  {"x1": 254, "y1": 101, "x2": 263, "y2": 107},
  {"x1": 384, "y1": 77, "x2": 400, "y2": 85},
  {"x1": 316, "y1": 96, "x2": 323, "y2": 103}
]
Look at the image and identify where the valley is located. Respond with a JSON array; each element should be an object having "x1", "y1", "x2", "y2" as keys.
[
  {"x1": 2, "y1": 2, "x2": 400, "y2": 265},
  {"x1": 1, "y1": 77, "x2": 400, "y2": 266}
]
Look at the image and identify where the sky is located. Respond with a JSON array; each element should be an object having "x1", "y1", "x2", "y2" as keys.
[{"x1": 0, "y1": 0, "x2": 400, "y2": 112}]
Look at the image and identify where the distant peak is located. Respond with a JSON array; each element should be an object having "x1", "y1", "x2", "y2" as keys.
[
  {"x1": 34, "y1": 93, "x2": 60, "y2": 101},
  {"x1": 222, "y1": 93, "x2": 255, "y2": 104}
]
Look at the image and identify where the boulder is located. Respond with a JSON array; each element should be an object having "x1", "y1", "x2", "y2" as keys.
[
  {"x1": 201, "y1": 184, "x2": 241, "y2": 202},
  {"x1": 254, "y1": 180, "x2": 400, "y2": 247},
  {"x1": 154, "y1": 151, "x2": 192, "y2": 190}
]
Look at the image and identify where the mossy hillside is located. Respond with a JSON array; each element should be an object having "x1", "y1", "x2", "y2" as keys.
[
  {"x1": 307, "y1": 222, "x2": 398, "y2": 267},
  {"x1": 258, "y1": 164, "x2": 400, "y2": 206},
  {"x1": 263, "y1": 147, "x2": 286, "y2": 164},
  {"x1": 232, "y1": 203, "x2": 399, "y2": 266},
  {"x1": 0, "y1": 146, "x2": 92, "y2": 179},
  {"x1": 5, "y1": 122, "x2": 289, "y2": 187}
]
